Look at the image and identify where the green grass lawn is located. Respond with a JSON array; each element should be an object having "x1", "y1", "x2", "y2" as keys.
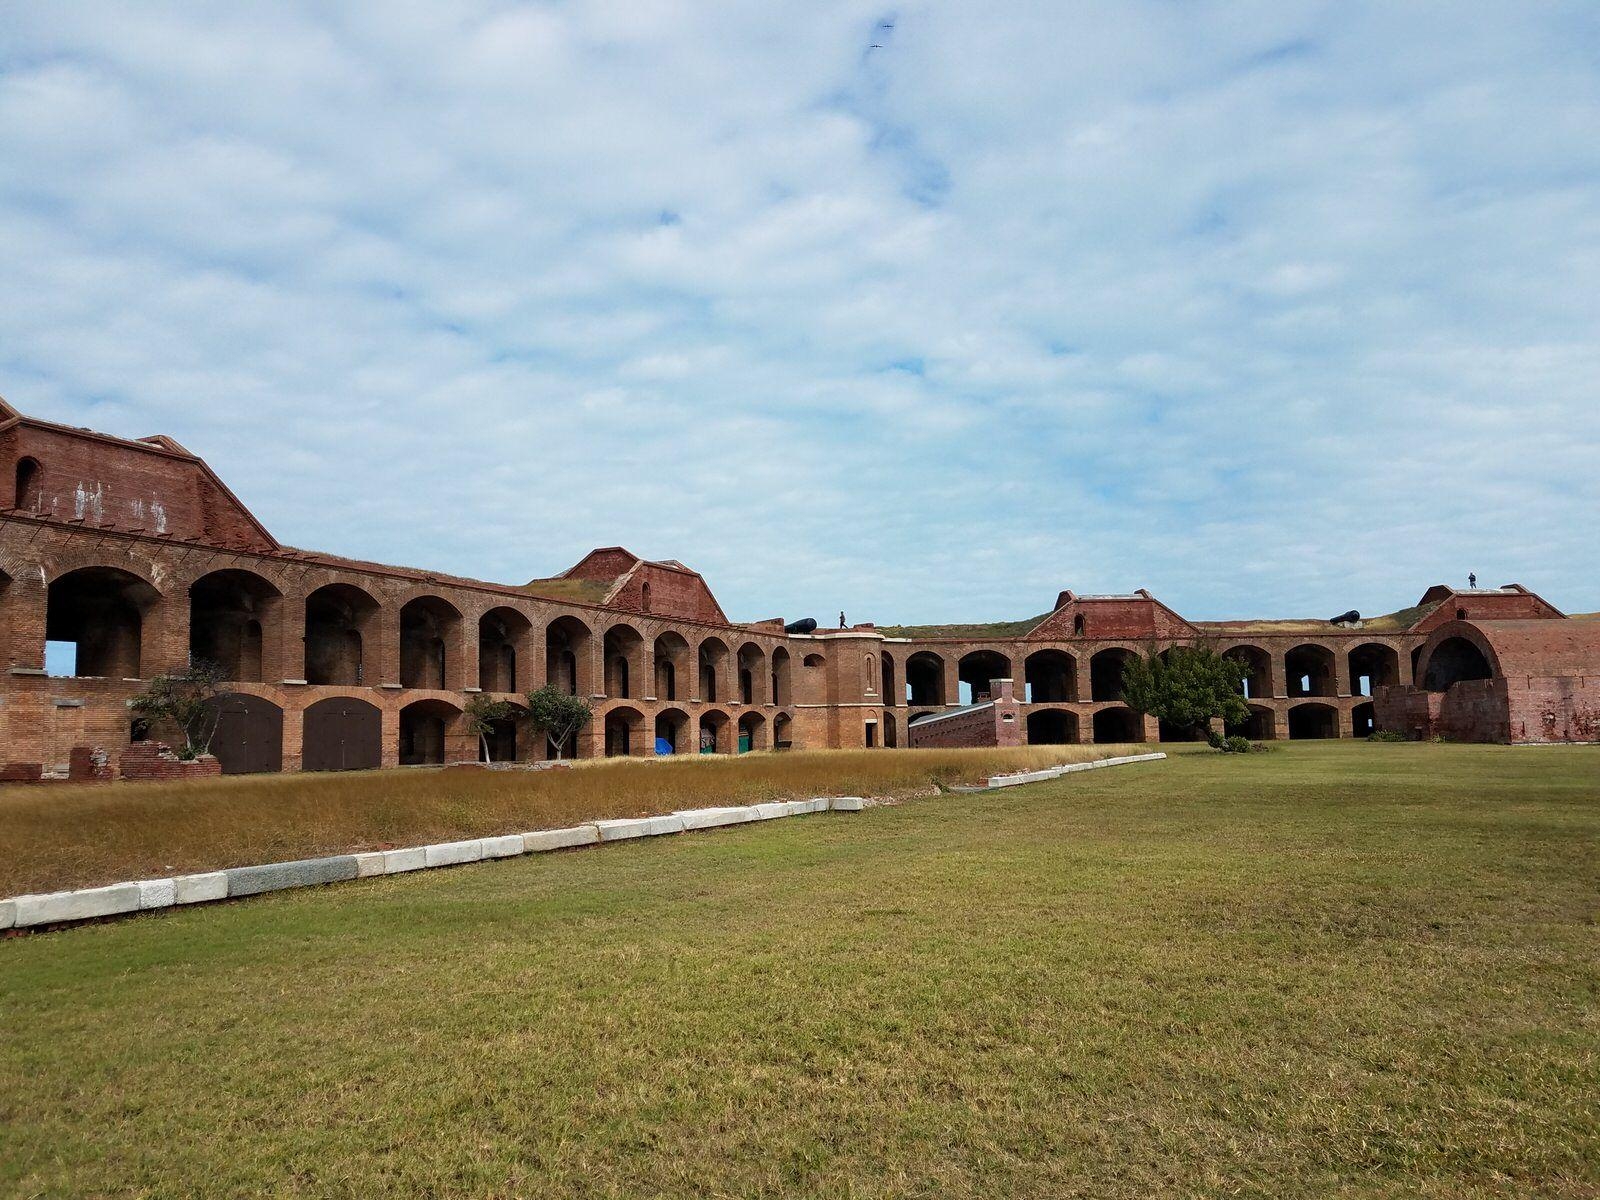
[{"x1": 3, "y1": 742, "x2": 1597, "y2": 1198}]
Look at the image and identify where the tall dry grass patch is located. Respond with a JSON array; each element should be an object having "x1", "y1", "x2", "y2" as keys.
[{"x1": 0, "y1": 745, "x2": 1118, "y2": 895}]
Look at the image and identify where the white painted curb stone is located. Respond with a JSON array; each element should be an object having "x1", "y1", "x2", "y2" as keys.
[
  {"x1": 424, "y1": 840, "x2": 484, "y2": 868},
  {"x1": 173, "y1": 872, "x2": 228, "y2": 905},
  {"x1": 14, "y1": 882, "x2": 142, "y2": 927},
  {"x1": 595, "y1": 815, "x2": 686, "y2": 842},
  {"x1": 353, "y1": 853, "x2": 387, "y2": 878},
  {"x1": 482, "y1": 834, "x2": 525, "y2": 859},
  {"x1": 675, "y1": 806, "x2": 757, "y2": 831},
  {"x1": 0, "y1": 898, "x2": 16, "y2": 930},
  {"x1": 137, "y1": 879, "x2": 177, "y2": 910},
  {"x1": 831, "y1": 796, "x2": 865, "y2": 812},
  {"x1": 382, "y1": 847, "x2": 428, "y2": 874},
  {"x1": 522, "y1": 824, "x2": 600, "y2": 853}
]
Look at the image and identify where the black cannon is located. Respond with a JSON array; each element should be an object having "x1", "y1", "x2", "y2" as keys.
[
  {"x1": 1329, "y1": 609, "x2": 1361, "y2": 625},
  {"x1": 784, "y1": 617, "x2": 818, "y2": 634}
]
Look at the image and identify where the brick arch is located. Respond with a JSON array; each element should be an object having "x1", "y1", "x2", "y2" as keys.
[
  {"x1": 44, "y1": 553, "x2": 164, "y2": 594},
  {"x1": 1415, "y1": 622, "x2": 1503, "y2": 691}
]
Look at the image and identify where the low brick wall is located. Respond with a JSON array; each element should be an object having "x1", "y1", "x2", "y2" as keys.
[{"x1": 118, "y1": 742, "x2": 223, "y2": 782}]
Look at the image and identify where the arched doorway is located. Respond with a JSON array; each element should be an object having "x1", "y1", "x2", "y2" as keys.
[
  {"x1": 737, "y1": 710, "x2": 767, "y2": 752},
  {"x1": 305, "y1": 584, "x2": 379, "y2": 686},
  {"x1": 906, "y1": 652, "x2": 945, "y2": 706},
  {"x1": 546, "y1": 616, "x2": 592, "y2": 696},
  {"x1": 654, "y1": 708, "x2": 688, "y2": 755},
  {"x1": 1025, "y1": 650, "x2": 1076, "y2": 703},
  {"x1": 1287, "y1": 703, "x2": 1338, "y2": 740},
  {"x1": 203, "y1": 694, "x2": 284, "y2": 774},
  {"x1": 399, "y1": 699, "x2": 460, "y2": 765},
  {"x1": 604, "y1": 625, "x2": 643, "y2": 700},
  {"x1": 1223, "y1": 645, "x2": 1273, "y2": 700},
  {"x1": 46, "y1": 566, "x2": 160, "y2": 678},
  {"x1": 400, "y1": 596, "x2": 461, "y2": 690},
  {"x1": 190, "y1": 570, "x2": 280, "y2": 682},
  {"x1": 698, "y1": 709, "x2": 729, "y2": 754},
  {"x1": 1349, "y1": 643, "x2": 1400, "y2": 697},
  {"x1": 479, "y1": 607, "x2": 531, "y2": 693},
  {"x1": 1092, "y1": 706, "x2": 1142, "y2": 743},
  {"x1": 302, "y1": 697, "x2": 382, "y2": 772},
  {"x1": 1089, "y1": 649, "x2": 1136, "y2": 703},
  {"x1": 1422, "y1": 637, "x2": 1494, "y2": 691},
  {"x1": 655, "y1": 632, "x2": 690, "y2": 701},
  {"x1": 1286, "y1": 644, "x2": 1335, "y2": 698},
  {"x1": 1027, "y1": 708, "x2": 1078, "y2": 745},
  {"x1": 604, "y1": 706, "x2": 644, "y2": 756},
  {"x1": 958, "y1": 650, "x2": 1011, "y2": 705},
  {"x1": 1226, "y1": 705, "x2": 1276, "y2": 741}
]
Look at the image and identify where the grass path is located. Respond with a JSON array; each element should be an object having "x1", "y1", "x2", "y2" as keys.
[{"x1": 2, "y1": 743, "x2": 1597, "y2": 1197}]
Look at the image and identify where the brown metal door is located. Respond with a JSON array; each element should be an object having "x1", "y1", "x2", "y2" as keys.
[
  {"x1": 206, "y1": 695, "x2": 284, "y2": 775},
  {"x1": 302, "y1": 697, "x2": 382, "y2": 772}
]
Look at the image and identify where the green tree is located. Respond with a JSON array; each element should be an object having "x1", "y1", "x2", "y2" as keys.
[
  {"x1": 523, "y1": 684, "x2": 593, "y2": 760},
  {"x1": 1121, "y1": 644, "x2": 1250, "y2": 743},
  {"x1": 128, "y1": 659, "x2": 232, "y2": 760},
  {"x1": 463, "y1": 694, "x2": 520, "y2": 763}
]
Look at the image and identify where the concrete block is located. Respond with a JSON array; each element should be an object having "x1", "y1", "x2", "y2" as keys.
[
  {"x1": 0, "y1": 898, "x2": 15, "y2": 930},
  {"x1": 522, "y1": 825, "x2": 600, "y2": 853},
  {"x1": 14, "y1": 882, "x2": 142, "y2": 926},
  {"x1": 423, "y1": 840, "x2": 484, "y2": 868},
  {"x1": 780, "y1": 798, "x2": 828, "y2": 817},
  {"x1": 750, "y1": 802, "x2": 789, "y2": 821},
  {"x1": 137, "y1": 878, "x2": 176, "y2": 910},
  {"x1": 382, "y1": 847, "x2": 428, "y2": 874},
  {"x1": 225, "y1": 855, "x2": 358, "y2": 898},
  {"x1": 594, "y1": 815, "x2": 685, "y2": 842},
  {"x1": 173, "y1": 872, "x2": 228, "y2": 905},
  {"x1": 353, "y1": 852, "x2": 388, "y2": 878},
  {"x1": 830, "y1": 796, "x2": 865, "y2": 812},
  {"x1": 675, "y1": 806, "x2": 757, "y2": 831},
  {"x1": 482, "y1": 834, "x2": 525, "y2": 859}
]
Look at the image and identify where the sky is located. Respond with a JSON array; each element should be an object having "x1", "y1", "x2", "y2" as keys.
[{"x1": 2, "y1": 2, "x2": 1598, "y2": 627}]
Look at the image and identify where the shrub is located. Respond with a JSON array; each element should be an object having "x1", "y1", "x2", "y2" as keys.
[
  {"x1": 1368, "y1": 730, "x2": 1409, "y2": 743},
  {"x1": 1225, "y1": 735, "x2": 1253, "y2": 754}
]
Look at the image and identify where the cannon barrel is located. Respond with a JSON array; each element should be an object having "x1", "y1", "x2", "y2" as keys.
[{"x1": 784, "y1": 617, "x2": 818, "y2": 634}]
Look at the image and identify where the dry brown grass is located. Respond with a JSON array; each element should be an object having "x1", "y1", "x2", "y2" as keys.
[{"x1": 0, "y1": 744, "x2": 1116, "y2": 896}]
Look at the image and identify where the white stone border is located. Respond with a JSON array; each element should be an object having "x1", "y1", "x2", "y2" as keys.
[
  {"x1": 0, "y1": 756, "x2": 1168, "y2": 932},
  {"x1": 1, "y1": 797, "x2": 853, "y2": 931}
]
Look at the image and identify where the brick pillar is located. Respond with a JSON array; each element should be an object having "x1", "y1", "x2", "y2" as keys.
[
  {"x1": 140, "y1": 592, "x2": 186, "y2": 679},
  {"x1": 379, "y1": 703, "x2": 400, "y2": 768},
  {"x1": 1275, "y1": 652, "x2": 1291, "y2": 699},
  {"x1": 942, "y1": 656, "x2": 960, "y2": 708},
  {"x1": 1396, "y1": 645, "x2": 1415, "y2": 688},
  {"x1": 1334, "y1": 649, "x2": 1353, "y2": 699},
  {"x1": 458, "y1": 614, "x2": 480, "y2": 692},
  {"x1": 1, "y1": 573, "x2": 46, "y2": 671},
  {"x1": 1141, "y1": 713, "x2": 1160, "y2": 743},
  {"x1": 372, "y1": 604, "x2": 399, "y2": 688},
  {"x1": 1074, "y1": 654, "x2": 1094, "y2": 704}
]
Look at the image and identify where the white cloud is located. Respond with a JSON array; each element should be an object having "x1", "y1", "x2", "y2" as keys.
[{"x1": 1, "y1": 1, "x2": 1597, "y2": 626}]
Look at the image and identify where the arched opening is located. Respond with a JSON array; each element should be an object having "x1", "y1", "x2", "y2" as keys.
[
  {"x1": 604, "y1": 624, "x2": 643, "y2": 700},
  {"x1": 1422, "y1": 636, "x2": 1495, "y2": 691},
  {"x1": 1073, "y1": 613, "x2": 1086, "y2": 637},
  {"x1": 773, "y1": 711, "x2": 793, "y2": 750},
  {"x1": 1024, "y1": 649, "x2": 1077, "y2": 703},
  {"x1": 906, "y1": 651, "x2": 945, "y2": 706},
  {"x1": 202, "y1": 694, "x2": 284, "y2": 774},
  {"x1": 1352, "y1": 701, "x2": 1377, "y2": 738},
  {"x1": 737, "y1": 710, "x2": 767, "y2": 753},
  {"x1": 654, "y1": 707, "x2": 688, "y2": 755},
  {"x1": 14, "y1": 456, "x2": 42, "y2": 512},
  {"x1": 771, "y1": 646, "x2": 792, "y2": 706},
  {"x1": 880, "y1": 652, "x2": 896, "y2": 705},
  {"x1": 882, "y1": 710, "x2": 898, "y2": 748},
  {"x1": 958, "y1": 650, "x2": 1011, "y2": 705},
  {"x1": 480, "y1": 705, "x2": 523, "y2": 763},
  {"x1": 1223, "y1": 645, "x2": 1273, "y2": 700},
  {"x1": 698, "y1": 709, "x2": 729, "y2": 754},
  {"x1": 909, "y1": 710, "x2": 938, "y2": 728},
  {"x1": 654, "y1": 632, "x2": 690, "y2": 701},
  {"x1": 302, "y1": 696, "x2": 382, "y2": 772},
  {"x1": 400, "y1": 596, "x2": 461, "y2": 690},
  {"x1": 1092, "y1": 706, "x2": 1143, "y2": 743},
  {"x1": 1090, "y1": 648, "x2": 1136, "y2": 703},
  {"x1": 1456, "y1": 607, "x2": 1467, "y2": 621},
  {"x1": 189, "y1": 569, "x2": 280, "y2": 682},
  {"x1": 545, "y1": 616, "x2": 591, "y2": 696},
  {"x1": 738, "y1": 642, "x2": 766, "y2": 705},
  {"x1": 1349, "y1": 643, "x2": 1400, "y2": 697},
  {"x1": 1159, "y1": 719, "x2": 1208, "y2": 743},
  {"x1": 1027, "y1": 708, "x2": 1078, "y2": 745},
  {"x1": 305, "y1": 583, "x2": 378, "y2": 686},
  {"x1": 399, "y1": 698, "x2": 460, "y2": 765},
  {"x1": 641, "y1": 581, "x2": 652, "y2": 613},
  {"x1": 698, "y1": 637, "x2": 729, "y2": 702},
  {"x1": 1225, "y1": 704, "x2": 1276, "y2": 741},
  {"x1": 1285, "y1": 644, "x2": 1335, "y2": 698},
  {"x1": 46, "y1": 566, "x2": 159, "y2": 678},
  {"x1": 604, "y1": 706, "x2": 644, "y2": 757},
  {"x1": 1287, "y1": 702, "x2": 1338, "y2": 740},
  {"x1": 478, "y1": 607, "x2": 531, "y2": 693}
]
